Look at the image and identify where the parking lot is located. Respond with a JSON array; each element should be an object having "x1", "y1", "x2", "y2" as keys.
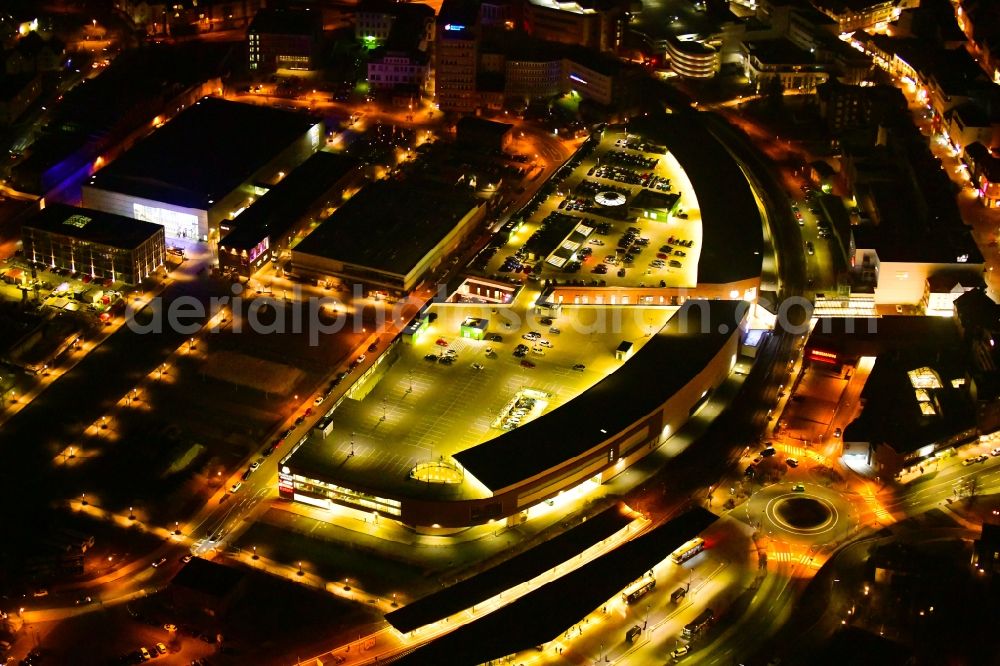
[
  {"x1": 286, "y1": 296, "x2": 678, "y2": 501},
  {"x1": 475, "y1": 128, "x2": 703, "y2": 289}
]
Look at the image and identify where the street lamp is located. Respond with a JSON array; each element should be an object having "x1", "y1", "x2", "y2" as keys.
[
  {"x1": 174, "y1": 521, "x2": 180, "y2": 535},
  {"x1": 252, "y1": 546, "x2": 258, "y2": 560},
  {"x1": 81, "y1": 493, "x2": 87, "y2": 506},
  {"x1": 297, "y1": 561, "x2": 304, "y2": 576},
  {"x1": 128, "y1": 506, "x2": 135, "y2": 520}
]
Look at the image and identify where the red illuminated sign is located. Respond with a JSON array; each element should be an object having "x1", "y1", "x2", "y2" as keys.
[{"x1": 809, "y1": 349, "x2": 838, "y2": 364}]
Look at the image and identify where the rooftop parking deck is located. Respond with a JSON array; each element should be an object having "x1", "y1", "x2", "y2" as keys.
[
  {"x1": 476, "y1": 127, "x2": 703, "y2": 289},
  {"x1": 284, "y1": 290, "x2": 681, "y2": 502}
]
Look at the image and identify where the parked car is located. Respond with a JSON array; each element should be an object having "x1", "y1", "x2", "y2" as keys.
[{"x1": 786, "y1": 458, "x2": 799, "y2": 468}]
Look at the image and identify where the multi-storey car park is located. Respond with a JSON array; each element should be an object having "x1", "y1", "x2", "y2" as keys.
[{"x1": 278, "y1": 114, "x2": 770, "y2": 533}]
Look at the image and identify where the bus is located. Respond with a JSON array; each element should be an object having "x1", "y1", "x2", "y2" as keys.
[
  {"x1": 621, "y1": 576, "x2": 656, "y2": 604},
  {"x1": 682, "y1": 608, "x2": 714, "y2": 638},
  {"x1": 671, "y1": 537, "x2": 706, "y2": 565}
]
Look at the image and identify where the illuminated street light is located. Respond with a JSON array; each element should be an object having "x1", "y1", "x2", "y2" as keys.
[
  {"x1": 297, "y1": 561, "x2": 304, "y2": 576},
  {"x1": 252, "y1": 546, "x2": 258, "y2": 560},
  {"x1": 81, "y1": 493, "x2": 87, "y2": 506},
  {"x1": 128, "y1": 506, "x2": 135, "y2": 520},
  {"x1": 174, "y1": 521, "x2": 180, "y2": 535}
]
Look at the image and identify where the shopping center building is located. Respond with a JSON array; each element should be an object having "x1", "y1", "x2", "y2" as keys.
[
  {"x1": 278, "y1": 113, "x2": 769, "y2": 532},
  {"x1": 82, "y1": 97, "x2": 322, "y2": 245},
  {"x1": 279, "y1": 299, "x2": 746, "y2": 530}
]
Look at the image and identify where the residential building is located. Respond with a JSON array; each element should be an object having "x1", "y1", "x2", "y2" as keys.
[
  {"x1": 816, "y1": 78, "x2": 907, "y2": 132},
  {"x1": 368, "y1": 50, "x2": 431, "y2": 94},
  {"x1": 945, "y1": 99, "x2": 1000, "y2": 154},
  {"x1": 742, "y1": 38, "x2": 830, "y2": 93},
  {"x1": 247, "y1": 8, "x2": 322, "y2": 72},
  {"x1": 524, "y1": 0, "x2": 624, "y2": 53},
  {"x1": 0, "y1": 72, "x2": 40, "y2": 125},
  {"x1": 964, "y1": 141, "x2": 1000, "y2": 207},
  {"x1": 812, "y1": 0, "x2": 902, "y2": 34},
  {"x1": 435, "y1": 0, "x2": 481, "y2": 113}
]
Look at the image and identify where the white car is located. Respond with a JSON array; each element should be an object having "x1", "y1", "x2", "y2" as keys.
[
  {"x1": 537, "y1": 340, "x2": 553, "y2": 348},
  {"x1": 314, "y1": 395, "x2": 324, "y2": 406},
  {"x1": 589, "y1": 239, "x2": 605, "y2": 245},
  {"x1": 471, "y1": 363, "x2": 484, "y2": 370},
  {"x1": 445, "y1": 348, "x2": 458, "y2": 357},
  {"x1": 230, "y1": 481, "x2": 242, "y2": 493}
]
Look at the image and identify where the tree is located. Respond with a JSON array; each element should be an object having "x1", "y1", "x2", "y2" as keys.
[{"x1": 764, "y1": 75, "x2": 785, "y2": 114}]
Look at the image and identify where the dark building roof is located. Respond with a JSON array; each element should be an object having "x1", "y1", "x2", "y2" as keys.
[
  {"x1": 385, "y1": 506, "x2": 633, "y2": 633},
  {"x1": 814, "y1": 627, "x2": 913, "y2": 666},
  {"x1": 624, "y1": 114, "x2": 763, "y2": 285},
  {"x1": 456, "y1": 116, "x2": 512, "y2": 144},
  {"x1": 293, "y1": 179, "x2": 482, "y2": 276},
  {"x1": 0, "y1": 72, "x2": 36, "y2": 101},
  {"x1": 927, "y1": 47, "x2": 989, "y2": 97},
  {"x1": 438, "y1": 0, "x2": 480, "y2": 28},
  {"x1": 926, "y1": 270, "x2": 983, "y2": 293},
  {"x1": 24, "y1": 203, "x2": 163, "y2": 249},
  {"x1": 455, "y1": 300, "x2": 743, "y2": 492},
  {"x1": 87, "y1": 97, "x2": 320, "y2": 209},
  {"x1": 859, "y1": 34, "x2": 937, "y2": 76},
  {"x1": 955, "y1": 286, "x2": 1000, "y2": 332},
  {"x1": 846, "y1": 118, "x2": 983, "y2": 265},
  {"x1": 393, "y1": 507, "x2": 718, "y2": 666},
  {"x1": 248, "y1": 7, "x2": 321, "y2": 35},
  {"x1": 965, "y1": 141, "x2": 1000, "y2": 183},
  {"x1": 808, "y1": 316, "x2": 961, "y2": 359},
  {"x1": 813, "y1": 0, "x2": 899, "y2": 12},
  {"x1": 845, "y1": 351, "x2": 975, "y2": 454},
  {"x1": 743, "y1": 38, "x2": 818, "y2": 66},
  {"x1": 171, "y1": 557, "x2": 246, "y2": 599},
  {"x1": 219, "y1": 152, "x2": 360, "y2": 251},
  {"x1": 630, "y1": 188, "x2": 680, "y2": 210}
]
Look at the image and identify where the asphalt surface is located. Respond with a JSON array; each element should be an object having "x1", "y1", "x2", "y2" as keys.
[{"x1": 0, "y1": 276, "x2": 221, "y2": 580}]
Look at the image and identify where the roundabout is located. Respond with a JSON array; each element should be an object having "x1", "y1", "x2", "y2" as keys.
[{"x1": 745, "y1": 483, "x2": 860, "y2": 547}]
